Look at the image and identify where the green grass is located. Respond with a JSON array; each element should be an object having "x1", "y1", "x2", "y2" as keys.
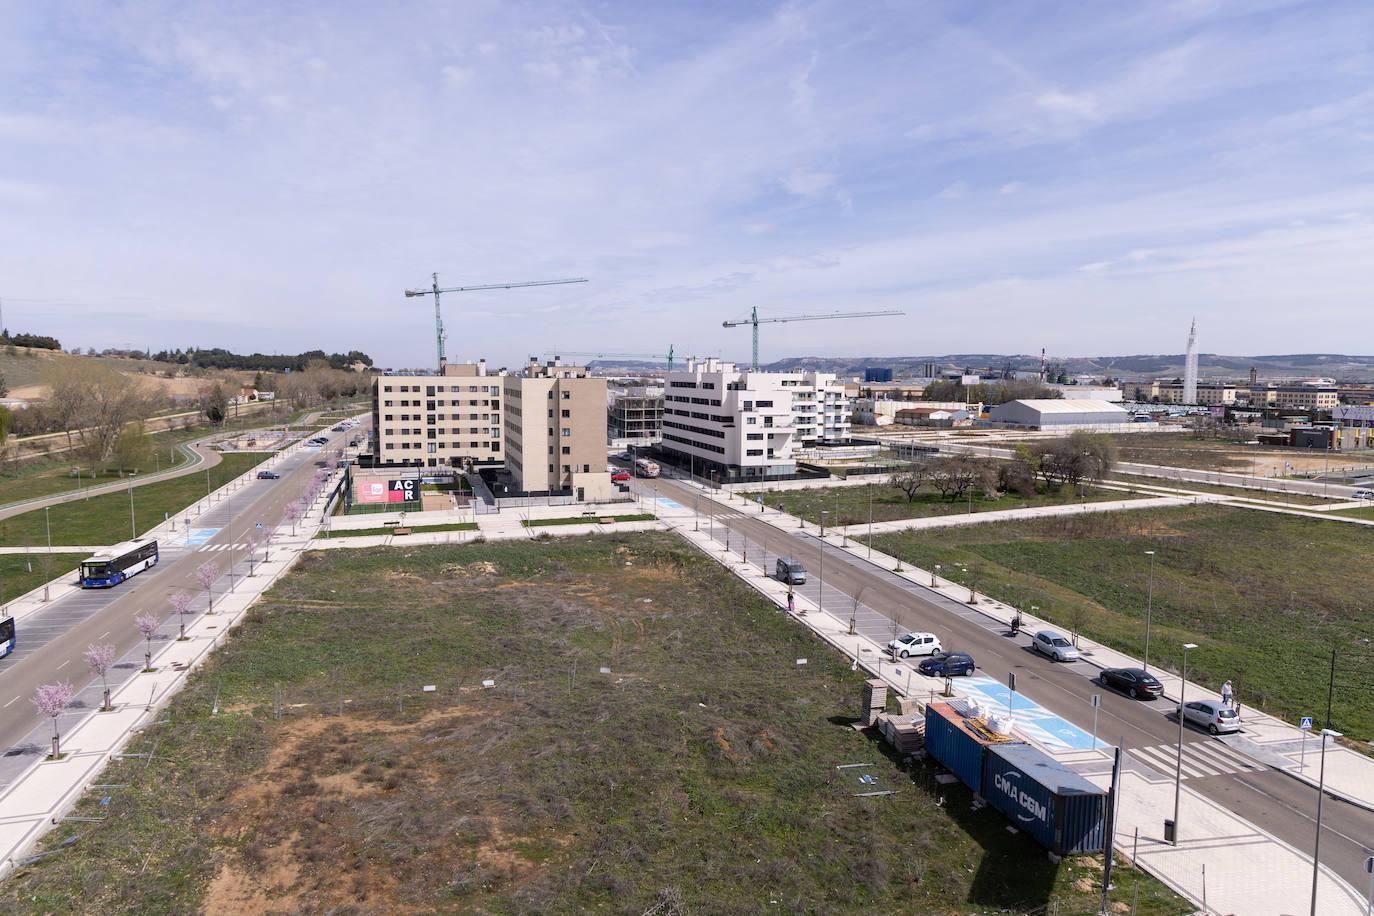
[
  {"x1": 0, "y1": 453, "x2": 267, "y2": 546},
  {"x1": 745, "y1": 481, "x2": 1135, "y2": 527},
  {"x1": 1331, "y1": 505, "x2": 1374, "y2": 521},
  {"x1": 2, "y1": 536, "x2": 1186, "y2": 915},
  {"x1": 326, "y1": 522, "x2": 479, "y2": 538},
  {"x1": 867, "y1": 505, "x2": 1374, "y2": 739},
  {"x1": 521, "y1": 513, "x2": 656, "y2": 527},
  {"x1": 1109, "y1": 431, "x2": 1296, "y2": 472},
  {"x1": 0, "y1": 552, "x2": 78, "y2": 602},
  {"x1": 1108, "y1": 472, "x2": 1332, "y2": 506}
]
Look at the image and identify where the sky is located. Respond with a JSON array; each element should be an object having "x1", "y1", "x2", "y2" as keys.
[{"x1": 2, "y1": 0, "x2": 1373, "y2": 370}]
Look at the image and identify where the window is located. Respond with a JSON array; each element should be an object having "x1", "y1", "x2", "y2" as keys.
[
  {"x1": 561, "y1": 428, "x2": 571, "y2": 437},
  {"x1": 746, "y1": 449, "x2": 763, "y2": 456},
  {"x1": 561, "y1": 409, "x2": 570, "y2": 418},
  {"x1": 746, "y1": 416, "x2": 756, "y2": 425},
  {"x1": 562, "y1": 446, "x2": 571, "y2": 454},
  {"x1": 562, "y1": 464, "x2": 571, "y2": 473},
  {"x1": 561, "y1": 390, "x2": 570, "y2": 400}
]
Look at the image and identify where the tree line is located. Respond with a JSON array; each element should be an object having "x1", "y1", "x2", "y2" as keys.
[
  {"x1": 920, "y1": 378, "x2": 1064, "y2": 405},
  {"x1": 888, "y1": 432, "x2": 1118, "y2": 502},
  {"x1": 148, "y1": 347, "x2": 373, "y2": 372},
  {"x1": 1, "y1": 330, "x2": 62, "y2": 350}
]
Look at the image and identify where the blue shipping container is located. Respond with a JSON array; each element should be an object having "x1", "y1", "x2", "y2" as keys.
[
  {"x1": 923, "y1": 702, "x2": 1021, "y2": 792},
  {"x1": 982, "y1": 743, "x2": 1106, "y2": 855}
]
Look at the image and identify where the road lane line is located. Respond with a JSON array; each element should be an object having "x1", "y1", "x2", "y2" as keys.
[
  {"x1": 2, "y1": 697, "x2": 16, "y2": 708},
  {"x1": 1235, "y1": 779, "x2": 1368, "y2": 848},
  {"x1": 56, "y1": 660, "x2": 69, "y2": 670}
]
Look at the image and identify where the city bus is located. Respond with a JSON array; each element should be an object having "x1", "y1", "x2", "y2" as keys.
[
  {"x1": 79, "y1": 538, "x2": 160, "y2": 588},
  {"x1": 633, "y1": 457, "x2": 660, "y2": 478},
  {"x1": 0, "y1": 616, "x2": 13, "y2": 659}
]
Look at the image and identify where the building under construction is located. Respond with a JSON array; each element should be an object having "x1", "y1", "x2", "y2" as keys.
[{"x1": 608, "y1": 384, "x2": 664, "y2": 447}]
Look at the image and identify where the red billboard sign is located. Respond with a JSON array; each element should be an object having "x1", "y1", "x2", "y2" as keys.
[{"x1": 355, "y1": 478, "x2": 418, "y2": 504}]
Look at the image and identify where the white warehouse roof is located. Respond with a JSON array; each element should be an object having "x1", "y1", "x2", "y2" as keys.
[
  {"x1": 1006, "y1": 399, "x2": 1127, "y2": 414},
  {"x1": 987, "y1": 399, "x2": 1130, "y2": 428}
]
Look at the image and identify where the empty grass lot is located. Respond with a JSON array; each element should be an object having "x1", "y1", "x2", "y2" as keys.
[
  {"x1": 1108, "y1": 472, "x2": 1333, "y2": 506},
  {"x1": 0, "y1": 453, "x2": 266, "y2": 547},
  {"x1": 327, "y1": 522, "x2": 479, "y2": 538},
  {"x1": 745, "y1": 481, "x2": 1134, "y2": 527},
  {"x1": 867, "y1": 505, "x2": 1374, "y2": 740},
  {"x1": 4, "y1": 535, "x2": 1185, "y2": 915},
  {"x1": 0, "y1": 553, "x2": 77, "y2": 602},
  {"x1": 1109, "y1": 431, "x2": 1291, "y2": 472}
]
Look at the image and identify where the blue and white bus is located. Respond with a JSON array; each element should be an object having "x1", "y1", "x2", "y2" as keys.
[
  {"x1": 0, "y1": 616, "x2": 14, "y2": 659},
  {"x1": 79, "y1": 538, "x2": 160, "y2": 588}
]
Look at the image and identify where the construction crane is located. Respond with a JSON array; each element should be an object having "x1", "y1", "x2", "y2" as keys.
[
  {"x1": 721, "y1": 306, "x2": 904, "y2": 370},
  {"x1": 543, "y1": 347, "x2": 677, "y2": 369},
  {"x1": 404, "y1": 273, "x2": 588, "y2": 371}
]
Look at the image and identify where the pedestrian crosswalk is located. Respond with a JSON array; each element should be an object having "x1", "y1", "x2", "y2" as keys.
[
  {"x1": 1129, "y1": 740, "x2": 1264, "y2": 781},
  {"x1": 195, "y1": 543, "x2": 252, "y2": 553}
]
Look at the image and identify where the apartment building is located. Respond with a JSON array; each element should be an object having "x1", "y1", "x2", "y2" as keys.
[
  {"x1": 658, "y1": 358, "x2": 850, "y2": 481},
  {"x1": 1127, "y1": 380, "x2": 1237, "y2": 406},
  {"x1": 503, "y1": 359, "x2": 613, "y2": 501},
  {"x1": 608, "y1": 384, "x2": 664, "y2": 447},
  {"x1": 1248, "y1": 384, "x2": 1340, "y2": 410},
  {"x1": 370, "y1": 361, "x2": 503, "y2": 468}
]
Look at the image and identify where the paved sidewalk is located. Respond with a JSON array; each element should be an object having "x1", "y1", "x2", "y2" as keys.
[{"x1": 833, "y1": 494, "x2": 1206, "y2": 536}]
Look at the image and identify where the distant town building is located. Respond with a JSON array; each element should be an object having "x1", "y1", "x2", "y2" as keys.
[
  {"x1": 1247, "y1": 384, "x2": 1339, "y2": 410},
  {"x1": 1127, "y1": 380, "x2": 1237, "y2": 406},
  {"x1": 863, "y1": 367, "x2": 893, "y2": 382},
  {"x1": 503, "y1": 359, "x2": 612, "y2": 502},
  {"x1": 893, "y1": 406, "x2": 971, "y2": 428},
  {"x1": 658, "y1": 357, "x2": 849, "y2": 481},
  {"x1": 1046, "y1": 384, "x2": 1123, "y2": 402},
  {"x1": 854, "y1": 399, "x2": 978, "y2": 426}
]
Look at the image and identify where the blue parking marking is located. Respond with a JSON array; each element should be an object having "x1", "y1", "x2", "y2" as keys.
[
  {"x1": 961, "y1": 676, "x2": 1102, "y2": 751},
  {"x1": 185, "y1": 528, "x2": 221, "y2": 545},
  {"x1": 654, "y1": 498, "x2": 684, "y2": 510}
]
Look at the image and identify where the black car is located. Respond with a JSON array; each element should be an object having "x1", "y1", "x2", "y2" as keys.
[
  {"x1": 1100, "y1": 667, "x2": 1163, "y2": 700},
  {"x1": 256, "y1": 470, "x2": 280, "y2": 480},
  {"x1": 917, "y1": 651, "x2": 976, "y2": 677}
]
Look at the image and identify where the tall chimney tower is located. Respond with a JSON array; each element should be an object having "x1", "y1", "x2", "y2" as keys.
[{"x1": 1183, "y1": 319, "x2": 1199, "y2": 404}]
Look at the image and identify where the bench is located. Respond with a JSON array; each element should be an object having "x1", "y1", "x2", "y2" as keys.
[
  {"x1": 392, "y1": 527, "x2": 412, "y2": 536},
  {"x1": 382, "y1": 520, "x2": 401, "y2": 528}
]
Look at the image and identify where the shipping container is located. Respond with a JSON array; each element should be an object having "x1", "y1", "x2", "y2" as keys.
[
  {"x1": 982, "y1": 743, "x2": 1106, "y2": 855},
  {"x1": 923, "y1": 701, "x2": 1022, "y2": 792}
]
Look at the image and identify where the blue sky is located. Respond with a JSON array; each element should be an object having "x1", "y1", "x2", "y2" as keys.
[{"x1": 2, "y1": 0, "x2": 1372, "y2": 369}]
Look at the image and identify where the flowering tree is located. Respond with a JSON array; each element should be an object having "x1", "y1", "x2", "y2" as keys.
[
  {"x1": 84, "y1": 644, "x2": 116, "y2": 711},
  {"x1": 171, "y1": 591, "x2": 193, "y2": 639},
  {"x1": 197, "y1": 561, "x2": 218, "y2": 612},
  {"x1": 285, "y1": 501, "x2": 302, "y2": 535},
  {"x1": 33, "y1": 682, "x2": 76, "y2": 759},
  {"x1": 245, "y1": 533, "x2": 259, "y2": 576},
  {"x1": 136, "y1": 613, "x2": 159, "y2": 670},
  {"x1": 260, "y1": 524, "x2": 276, "y2": 562}
]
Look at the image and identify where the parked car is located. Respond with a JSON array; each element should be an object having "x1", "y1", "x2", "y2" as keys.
[
  {"x1": 611, "y1": 470, "x2": 632, "y2": 482},
  {"x1": 1100, "y1": 667, "x2": 1162, "y2": 699},
  {"x1": 256, "y1": 470, "x2": 280, "y2": 480},
  {"x1": 888, "y1": 631, "x2": 942, "y2": 658},
  {"x1": 917, "y1": 651, "x2": 975, "y2": 677},
  {"x1": 1354, "y1": 488, "x2": 1374, "y2": 500},
  {"x1": 775, "y1": 557, "x2": 807, "y2": 585},
  {"x1": 1181, "y1": 699, "x2": 1241, "y2": 734},
  {"x1": 1032, "y1": 630, "x2": 1080, "y2": 662}
]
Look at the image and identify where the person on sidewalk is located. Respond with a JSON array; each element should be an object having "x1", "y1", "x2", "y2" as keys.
[
  {"x1": 786, "y1": 590, "x2": 795, "y2": 614},
  {"x1": 1221, "y1": 679, "x2": 1234, "y2": 708}
]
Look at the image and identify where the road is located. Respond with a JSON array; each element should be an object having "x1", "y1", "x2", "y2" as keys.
[
  {"x1": 639, "y1": 473, "x2": 1374, "y2": 889},
  {"x1": 0, "y1": 436, "x2": 223, "y2": 523},
  {"x1": 0, "y1": 424, "x2": 353, "y2": 759}
]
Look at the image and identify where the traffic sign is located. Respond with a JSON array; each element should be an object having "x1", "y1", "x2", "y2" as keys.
[
  {"x1": 1092, "y1": 694, "x2": 1101, "y2": 708},
  {"x1": 255, "y1": 522, "x2": 263, "y2": 530},
  {"x1": 1300, "y1": 716, "x2": 1314, "y2": 730}
]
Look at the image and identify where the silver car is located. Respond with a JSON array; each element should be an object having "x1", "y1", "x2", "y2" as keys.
[
  {"x1": 1032, "y1": 630, "x2": 1080, "y2": 662},
  {"x1": 1181, "y1": 699, "x2": 1241, "y2": 734}
]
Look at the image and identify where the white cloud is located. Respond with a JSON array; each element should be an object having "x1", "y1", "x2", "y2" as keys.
[
  {"x1": 441, "y1": 64, "x2": 473, "y2": 87},
  {"x1": 781, "y1": 167, "x2": 836, "y2": 197},
  {"x1": 1034, "y1": 90, "x2": 1098, "y2": 118},
  {"x1": 999, "y1": 181, "x2": 1023, "y2": 195}
]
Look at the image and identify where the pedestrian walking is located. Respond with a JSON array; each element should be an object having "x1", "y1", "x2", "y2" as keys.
[
  {"x1": 787, "y1": 590, "x2": 795, "y2": 614},
  {"x1": 1221, "y1": 679, "x2": 1234, "y2": 708}
]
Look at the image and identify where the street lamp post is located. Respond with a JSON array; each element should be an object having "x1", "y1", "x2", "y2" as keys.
[
  {"x1": 43, "y1": 506, "x2": 53, "y2": 602},
  {"x1": 820, "y1": 509, "x2": 828, "y2": 539},
  {"x1": 933, "y1": 564, "x2": 941, "y2": 587},
  {"x1": 1171, "y1": 642, "x2": 1199, "y2": 845},
  {"x1": 1311, "y1": 727, "x2": 1343, "y2": 916},
  {"x1": 128, "y1": 480, "x2": 136, "y2": 539},
  {"x1": 867, "y1": 484, "x2": 874, "y2": 559},
  {"x1": 1143, "y1": 550, "x2": 1157, "y2": 672},
  {"x1": 818, "y1": 533, "x2": 825, "y2": 616}
]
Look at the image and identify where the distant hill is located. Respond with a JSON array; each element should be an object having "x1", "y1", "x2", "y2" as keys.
[{"x1": 754, "y1": 353, "x2": 1374, "y2": 381}]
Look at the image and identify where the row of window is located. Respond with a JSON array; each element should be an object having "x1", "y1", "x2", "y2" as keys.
[
  {"x1": 663, "y1": 432, "x2": 724, "y2": 454},
  {"x1": 381, "y1": 384, "x2": 499, "y2": 394},
  {"x1": 663, "y1": 419, "x2": 725, "y2": 439},
  {"x1": 391, "y1": 441, "x2": 500, "y2": 451},
  {"x1": 384, "y1": 428, "x2": 500, "y2": 437},
  {"x1": 382, "y1": 414, "x2": 493, "y2": 422}
]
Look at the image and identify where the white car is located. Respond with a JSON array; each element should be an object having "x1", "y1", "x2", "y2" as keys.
[
  {"x1": 1353, "y1": 488, "x2": 1374, "y2": 500},
  {"x1": 1032, "y1": 630, "x2": 1080, "y2": 662},
  {"x1": 1181, "y1": 699, "x2": 1241, "y2": 734},
  {"x1": 888, "y1": 631, "x2": 942, "y2": 658}
]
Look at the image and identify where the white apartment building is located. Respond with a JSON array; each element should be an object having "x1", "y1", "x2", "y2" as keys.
[
  {"x1": 370, "y1": 361, "x2": 503, "y2": 469},
  {"x1": 659, "y1": 358, "x2": 850, "y2": 481}
]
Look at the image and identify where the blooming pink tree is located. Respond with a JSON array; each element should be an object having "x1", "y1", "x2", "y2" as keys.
[
  {"x1": 136, "y1": 613, "x2": 159, "y2": 670},
  {"x1": 245, "y1": 534, "x2": 259, "y2": 576},
  {"x1": 197, "y1": 561, "x2": 218, "y2": 612},
  {"x1": 285, "y1": 501, "x2": 302, "y2": 535},
  {"x1": 84, "y1": 644, "x2": 116, "y2": 711},
  {"x1": 260, "y1": 524, "x2": 276, "y2": 562},
  {"x1": 171, "y1": 591, "x2": 193, "y2": 640},
  {"x1": 33, "y1": 682, "x2": 76, "y2": 759}
]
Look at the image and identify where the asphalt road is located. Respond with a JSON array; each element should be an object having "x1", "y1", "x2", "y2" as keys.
[
  {"x1": 639, "y1": 474, "x2": 1374, "y2": 889},
  {"x1": 0, "y1": 424, "x2": 354, "y2": 752}
]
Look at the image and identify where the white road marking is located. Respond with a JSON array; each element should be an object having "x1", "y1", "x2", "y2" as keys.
[
  {"x1": 56, "y1": 660, "x2": 69, "y2": 670},
  {"x1": 2, "y1": 697, "x2": 17, "y2": 708},
  {"x1": 98, "y1": 631, "x2": 109, "y2": 640}
]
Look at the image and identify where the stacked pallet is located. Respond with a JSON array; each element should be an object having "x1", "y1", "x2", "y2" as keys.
[
  {"x1": 861, "y1": 679, "x2": 887, "y2": 726},
  {"x1": 876, "y1": 712, "x2": 925, "y2": 755}
]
